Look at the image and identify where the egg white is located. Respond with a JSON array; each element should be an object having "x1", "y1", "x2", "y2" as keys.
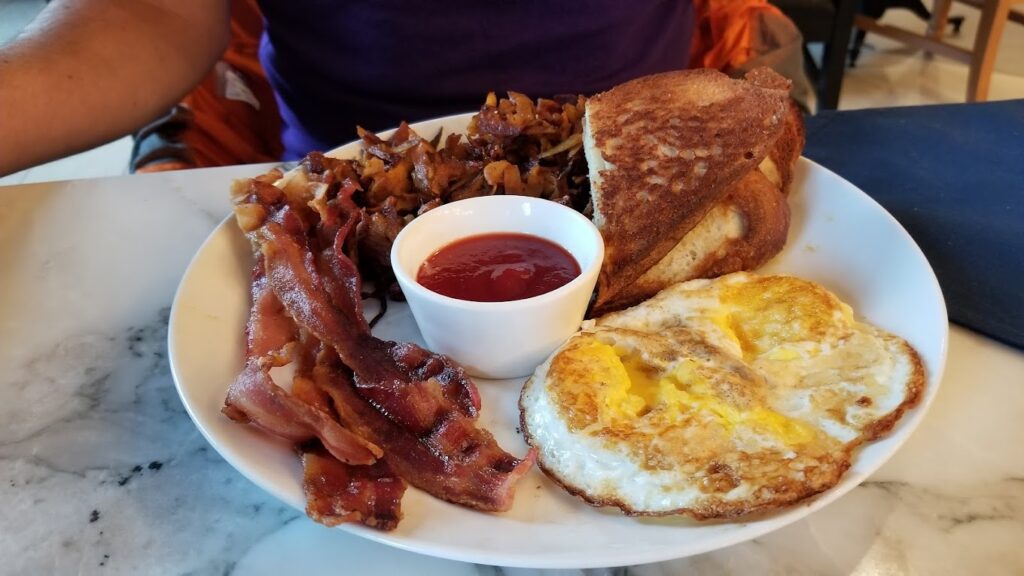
[{"x1": 519, "y1": 272, "x2": 925, "y2": 517}]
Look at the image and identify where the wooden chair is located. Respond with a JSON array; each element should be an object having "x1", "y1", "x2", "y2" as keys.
[
  {"x1": 771, "y1": 0, "x2": 860, "y2": 110},
  {"x1": 849, "y1": 1, "x2": 965, "y2": 66},
  {"x1": 854, "y1": 0, "x2": 1024, "y2": 101}
]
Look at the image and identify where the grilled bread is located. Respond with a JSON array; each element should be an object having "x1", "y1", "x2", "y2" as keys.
[
  {"x1": 758, "y1": 98, "x2": 805, "y2": 195},
  {"x1": 597, "y1": 167, "x2": 791, "y2": 313},
  {"x1": 583, "y1": 67, "x2": 797, "y2": 312},
  {"x1": 591, "y1": 98, "x2": 805, "y2": 314}
]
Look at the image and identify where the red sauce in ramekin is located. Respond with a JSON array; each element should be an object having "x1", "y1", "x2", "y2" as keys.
[{"x1": 416, "y1": 232, "x2": 581, "y2": 302}]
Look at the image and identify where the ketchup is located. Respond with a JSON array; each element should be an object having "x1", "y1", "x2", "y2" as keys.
[{"x1": 416, "y1": 233, "x2": 581, "y2": 302}]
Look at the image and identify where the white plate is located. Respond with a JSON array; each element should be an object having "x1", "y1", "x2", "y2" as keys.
[{"x1": 168, "y1": 113, "x2": 948, "y2": 569}]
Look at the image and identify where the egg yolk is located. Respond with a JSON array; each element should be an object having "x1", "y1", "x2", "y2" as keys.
[
  {"x1": 715, "y1": 276, "x2": 849, "y2": 358},
  {"x1": 555, "y1": 337, "x2": 813, "y2": 445}
]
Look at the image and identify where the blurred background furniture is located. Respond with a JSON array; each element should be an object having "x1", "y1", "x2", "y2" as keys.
[
  {"x1": 854, "y1": 0, "x2": 1024, "y2": 100},
  {"x1": 849, "y1": 0, "x2": 965, "y2": 66},
  {"x1": 771, "y1": 0, "x2": 859, "y2": 110}
]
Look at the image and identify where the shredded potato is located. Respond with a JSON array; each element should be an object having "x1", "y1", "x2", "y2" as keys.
[{"x1": 234, "y1": 92, "x2": 590, "y2": 315}]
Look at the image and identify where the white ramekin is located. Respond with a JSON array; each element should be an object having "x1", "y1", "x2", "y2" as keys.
[{"x1": 390, "y1": 195, "x2": 604, "y2": 379}]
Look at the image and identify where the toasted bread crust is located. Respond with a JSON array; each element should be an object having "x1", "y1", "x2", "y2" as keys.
[
  {"x1": 592, "y1": 168, "x2": 791, "y2": 315},
  {"x1": 700, "y1": 169, "x2": 791, "y2": 278},
  {"x1": 767, "y1": 99, "x2": 806, "y2": 195},
  {"x1": 586, "y1": 68, "x2": 791, "y2": 309}
]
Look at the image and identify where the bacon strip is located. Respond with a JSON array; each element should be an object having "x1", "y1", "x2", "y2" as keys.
[
  {"x1": 223, "y1": 261, "x2": 382, "y2": 466},
  {"x1": 301, "y1": 446, "x2": 405, "y2": 530},
  {"x1": 225, "y1": 162, "x2": 534, "y2": 522},
  {"x1": 314, "y1": 363, "x2": 535, "y2": 512},
  {"x1": 312, "y1": 180, "x2": 370, "y2": 334},
  {"x1": 223, "y1": 362, "x2": 381, "y2": 465},
  {"x1": 260, "y1": 220, "x2": 479, "y2": 430},
  {"x1": 255, "y1": 220, "x2": 534, "y2": 510},
  {"x1": 244, "y1": 260, "x2": 297, "y2": 359}
]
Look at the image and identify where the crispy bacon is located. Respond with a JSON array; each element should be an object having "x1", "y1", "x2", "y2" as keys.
[
  {"x1": 252, "y1": 213, "x2": 533, "y2": 510},
  {"x1": 244, "y1": 260, "x2": 298, "y2": 359},
  {"x1": 301, "y1": 446, "x2": 405, "y2": 530},
  {"x1": 224, "y1": 259, "x2": 382, "y2": 466},
  {"x1": 222, "y1": 92, "x2": 584, "y2": 528},
  {"x1": 259, "y1": 220, "x2": 479, "y2": 430},
  {"x1": 313, "y1": 182, "x2": 370, "y2": 334},
  {"x1": 223, "y1": 361, "x2": 382, "y2": 465},
  {"x1": 314, "y1": 363, "x2": 535, "y2": 512},
  {"x1": 228, "y1": 170, "x2": 534, "y2": 512}
]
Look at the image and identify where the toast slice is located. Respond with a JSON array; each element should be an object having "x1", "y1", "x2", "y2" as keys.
[
  {"x1": 758, "y1": 98, "x2": 805, "y2": 195},
  {"x1": 590, "y1": 96, "x2": 805, "y2": 314},
  {"x1": 584, "y1": 67, "x2": 795, "y2": 311},
  {"x1": 592, "y1": 167, "x2": 791, "y2": 314}
]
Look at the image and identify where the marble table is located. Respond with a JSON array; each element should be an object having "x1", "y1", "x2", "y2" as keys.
[{"x1": 1, "y1": 164, "x2": 1022, "y2": 576}]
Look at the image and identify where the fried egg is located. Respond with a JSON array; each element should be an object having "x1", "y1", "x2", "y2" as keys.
[{"x1": 519, "y1": 272, "x2": 925, "y2": 518}]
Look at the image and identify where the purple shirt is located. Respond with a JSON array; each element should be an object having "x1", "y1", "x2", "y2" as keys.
[{"x1": 257, "y1": 0, "x2": 695, "y2": 159}]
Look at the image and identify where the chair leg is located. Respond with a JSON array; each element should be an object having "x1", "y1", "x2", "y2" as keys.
[
  {"x1": 923, "y1": 0, "x2": 955, "y2": 59},
  {"x1": 850, "y1": 28, "x2": 868, "y2": 67},
  {"x1": 905, "y1": 0, "x2": 935, "y2": 20},
  {"x1": 967, "y1": 0, "x2": 1012, "y2": 101},
  {"x1": 927, "y1": 0, "x2": 955, "y2": 41},
  {"x1": 802, "y1": 44, "x2": 821, "y2": 78},
  {"x1": 819, "y1": 0, "x2": 859, "y2": 110}
]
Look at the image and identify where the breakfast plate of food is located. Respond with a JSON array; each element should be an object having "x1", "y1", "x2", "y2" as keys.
[{"x1": 168, "y1": 68, "x2": 947, "y2": 568}]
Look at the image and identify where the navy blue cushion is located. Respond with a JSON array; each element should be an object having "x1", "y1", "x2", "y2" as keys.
[{"x1": 804, "y1": 100, "x2": 1024, "y2": 350}]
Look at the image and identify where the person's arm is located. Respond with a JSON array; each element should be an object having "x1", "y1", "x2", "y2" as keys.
[{"x1": 0, "y1": 0, "x2": 230, "y2": 176}]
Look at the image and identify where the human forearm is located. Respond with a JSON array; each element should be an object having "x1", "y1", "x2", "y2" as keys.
[{"x1": 0, "y1": 0, "x2": 229, "y2": 176}]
